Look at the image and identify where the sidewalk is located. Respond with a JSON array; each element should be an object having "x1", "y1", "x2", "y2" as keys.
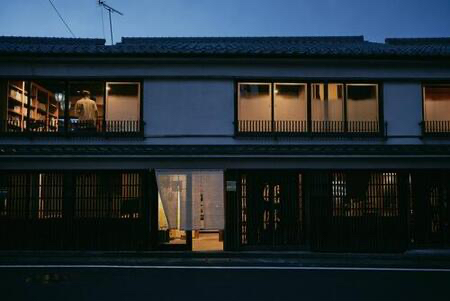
[{"x1": 1, "y1": 249, "x2": 450, "y2": 269}]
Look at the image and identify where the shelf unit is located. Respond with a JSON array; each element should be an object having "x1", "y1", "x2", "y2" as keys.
[
  {"x1": 7, "y1": 81, "x2": 28, "y2": 131},
  {"x1": 6, "y1": 81, "x2": 59, "y2": 132}
]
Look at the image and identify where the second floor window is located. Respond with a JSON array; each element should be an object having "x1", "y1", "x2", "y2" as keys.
[
  {"x1": 423, "y1": 84, "x2": 450, "y2": 134},
  {"x1": 1, "y1": 80, "x2": 141, "y2": 135},
  {"x1": 238, "y1": 83, "x2": 272, "y2": 132},
  {"x1": 274, "y1": 83, "x2": 307, "y2": 132},
  {"x1": 311, "y1": 83, "x2": 344, "y2": 132},
  {"x1": 237, "y1": 81, "x2": 380, "y2": 135},
  {"x1": 346, "y1": 84, "x2": 379, "y2": 132},
  {"x1": 238, "y1": 83, "x2": 308, "y2": 133}
]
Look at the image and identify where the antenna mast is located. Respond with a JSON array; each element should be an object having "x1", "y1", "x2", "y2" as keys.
[{"x1": 98, "y1": 0, "x2": 123, "y2": 44}]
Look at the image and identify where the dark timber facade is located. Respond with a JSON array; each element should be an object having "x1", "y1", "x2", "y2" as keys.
[
  {"x1": 1, "y1": 167, "x2": 449, "y2": 252},
  {"x1": 1, "y1": 36, "x2": 450, "y2": 253}
]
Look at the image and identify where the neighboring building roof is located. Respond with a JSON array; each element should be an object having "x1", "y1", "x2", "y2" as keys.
[
  {"x1": 0, "y1": 36, "x2": 105, "y2": 46},
  {"x1": 385, "y1": 37, "x2": 450, "y2": 46},
  {"x1": 0, "y1": 35, "x2": 449, "y2": 59},
  {"x1": 0, "y1": 35, "x2": 108, "y2": 56}
]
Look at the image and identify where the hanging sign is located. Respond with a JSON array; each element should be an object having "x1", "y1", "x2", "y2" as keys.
[{"x1": 226, "y1": 181, "x2": 237, "y2": 192}]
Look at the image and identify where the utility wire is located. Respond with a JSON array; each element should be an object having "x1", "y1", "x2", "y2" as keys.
[{"x1": 48, "y1": 0, "x2": 76, "y2": 38}]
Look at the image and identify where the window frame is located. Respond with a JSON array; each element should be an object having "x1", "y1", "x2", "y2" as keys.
[
  {"x1": 273, "y1": 82, "x2": 308, "y2": 131},
  {"x1": 345, "y1": 83, "x2": 380, "y2": 133},
  {"x1": 235, "y1": 79, "x2": 384, "y2": 137},
  {"x1": 0, "y1": 78, "x2": 144, "y2": 138},
  {"x1": 237, "y1": 82, "x2": 273, "y2": 125},
  {"x1": 421, "y1": 83, "x2": 450, "y2": 137}
]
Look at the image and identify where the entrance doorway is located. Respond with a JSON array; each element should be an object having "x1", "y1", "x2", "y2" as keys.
[
  {"x1": 156, "y1": 170, "x2": 224, "y2": 251},
  {"x1": 254, "y1": 180, "x2": 283, "y2": 245},
  {"x1": 228, "y1": 171, "x2": 304, "y2": 249}
]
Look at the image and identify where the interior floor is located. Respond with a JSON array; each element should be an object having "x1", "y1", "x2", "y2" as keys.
[{"x1": 193, "y1": 232, "x2": 223, "y2": 251}]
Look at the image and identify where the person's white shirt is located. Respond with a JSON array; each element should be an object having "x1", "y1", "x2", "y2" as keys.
[{"x1": 75, "y1": 97, "x2": 98, "y2": 122}]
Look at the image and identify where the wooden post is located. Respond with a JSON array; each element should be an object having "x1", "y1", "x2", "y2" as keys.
[
  {"x1": 147, "y1": 169, "x2": 159, "y2": 250},
  {"x1": 224, "y1": 170, "x2": 240, "y2": 251}
]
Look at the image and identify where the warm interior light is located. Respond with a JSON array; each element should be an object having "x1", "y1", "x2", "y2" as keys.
[{"x1": 55, "y1": 92, "x2": 64, "y2": 102}]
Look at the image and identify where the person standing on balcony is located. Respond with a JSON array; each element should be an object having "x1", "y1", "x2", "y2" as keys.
[{"x1": 75, "y1": 90, "x2": 98, "y2": 130}]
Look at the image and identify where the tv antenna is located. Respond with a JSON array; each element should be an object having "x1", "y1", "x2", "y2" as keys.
[{"x1": 98, "y1": 0, "x2": 123, "y2": 44}]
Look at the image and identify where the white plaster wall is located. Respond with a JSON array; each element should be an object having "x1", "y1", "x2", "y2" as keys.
[
  {"x1": 144, "y1": 79, "x2": 234, "y2": 136},
  {"x1": 383, "y1": 82, "x2": 422, "y2": 137}
]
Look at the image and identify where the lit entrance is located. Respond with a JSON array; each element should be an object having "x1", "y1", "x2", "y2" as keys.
[{"x1": 156, "y1": 170, "x2": 224, "y2": 251}]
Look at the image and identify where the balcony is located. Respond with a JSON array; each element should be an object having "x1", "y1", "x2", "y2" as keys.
[
  {"x1": 237, "y1": 120, "x2": 307, "y2": 134},
  {"x1": 0, "y1": 119, "x2": 143, "y2": 137},
  {"x1": 421, "y1": 121, "x2": 450, "y2": 137},
  {"x1": 237, "y1": 120, "x2": 383, "y2": 137}
]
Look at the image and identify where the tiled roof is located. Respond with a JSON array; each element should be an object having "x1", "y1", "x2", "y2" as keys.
[
  {"x1": 114, "y1": 36, "x2": 392, "y2": 58},
  {"x1": 0, "y1": 35, "x2": 449, "y2": 59},
  {"x1": 119, "y1": 36, "x2": 366, "y2": 45},
  {"x1": 385, "y1": 37, "x2": 450, "y2": 45},
  {"x1": 1, "y1": 144, "x2": 450, "y2": 157},
  {"x1": 0, "y1": 36, "x2": 105, "y2": 45},
  {"x1": 0, "y1": 36, "x2": 108, "y2": 55}
]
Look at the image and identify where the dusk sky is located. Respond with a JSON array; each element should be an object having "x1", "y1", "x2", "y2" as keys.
[{"x1": 0, "y1": 0, "x2": 449, "y2": 44}]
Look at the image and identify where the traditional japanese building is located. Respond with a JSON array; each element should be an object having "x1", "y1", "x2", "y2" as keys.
[{"x1": 0, "y1": 36, "x2": 449, "y2": 252}]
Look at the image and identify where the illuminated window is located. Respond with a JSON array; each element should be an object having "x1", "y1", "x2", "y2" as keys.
[
  {"x1": 2, "y1": 80, "x2": 65, "y2": 133},
  {"x1": 312, "y1": 83, "x2": 344, "y2": 132},
  {"x1": 237, "y1": 81, "x2": 380, "y2": 134},
  {"x1": 105, "y1": 82, "x2": 141, "y2": 132},
  {"x1": 238, "y1": 83, "x2": 272, "y2": 132},
  {"x1": 346, "y1": 84, "x2": 379, "y2": 132},
  {"x1": 237, "y1": 82, "x2": 307, "y2": 133},
  {"x1": 1, "y1": 80, "x2": 141, "y2": 135},
  {"x1": 423, "y1": 85, "x2": 450, "y2": 133},
  {"x1": 274, "y1": 83, "x2": 307, "y2": 132}
]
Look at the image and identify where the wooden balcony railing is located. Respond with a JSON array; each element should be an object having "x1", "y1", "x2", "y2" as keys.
[
  {"x1": 346, "y1": 121, "x2": 380, "y2": 133},
  {"x1": 69, "y1": 120, "x2": 142, "y2": 135},
  {"x1": 311, "y1": 121, "x2": 345, "y2": 133},
  {"x1": 27, "y1": 119, "x2": 62, "y2": 133},
  {"x1": 421, "y1": 121, "x2": 450, "y2": 136},
  {"x1": 274, "y1": 120, "x2": 308, "y2": 133},
  {"x1": 237, "y1": 120, "x2": 273, "y2": 133},
  {"x1": 0, "y1": 119, "x2": 143, "y2": 137},
  {"x1": 238, "y1": 120, "x2": 382, "y2": 137},
  {"x1": 0, "y1": 119, "x2": 23, "y2": 133}
]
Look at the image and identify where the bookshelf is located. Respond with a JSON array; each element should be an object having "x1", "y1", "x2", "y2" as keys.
[
  {"x1": 7, "y1": 81, "x2": 28, "y2": 131},
  {"x1": 5, "y1": 81, "x2": 59, "y2": 132}
]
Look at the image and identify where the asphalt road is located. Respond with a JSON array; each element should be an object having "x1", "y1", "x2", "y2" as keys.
[{"x1": 0, "y1": 265, "x2": 449, "y2": 301}]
